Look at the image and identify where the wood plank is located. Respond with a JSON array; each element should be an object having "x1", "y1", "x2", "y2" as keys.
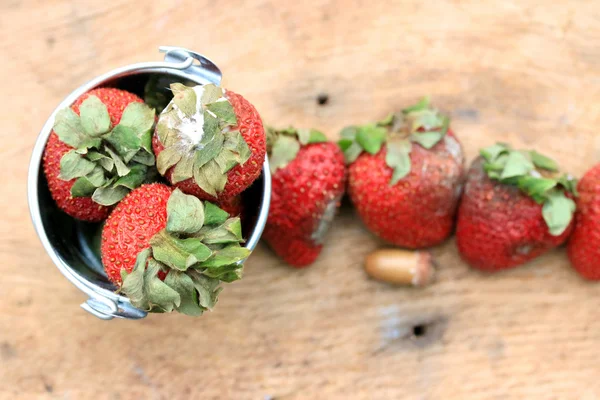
[{"x1": 1, "y1": 0, "x2": 600, "y2": 398}]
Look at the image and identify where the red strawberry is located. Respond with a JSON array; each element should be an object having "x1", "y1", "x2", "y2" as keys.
[
  {"x1": 262, "y1": 127, "x2": 347, "y2": 267},
  {"x1": 152, "y1": 84, "x2": 265, "y2": 201},
  {"x1": 73, "y1": 88, "x2": 144, "y2": 126},
  {"x1": 101, "y1": 183, "x2": 171, "y2": 284},
  {"x1": 217, "y1": 195, "x2": 244, "y2": 217},
  {"x1": 567, "y1": 163, "x2": 600, "y2": 279},
  {"x1": 101, "y1": 183, "x2": 251, "y2": 315},
  {"x1": 266, "y1": 236, "x2": 327, "y2": 267},
  {"x1": 456, "y1": 143, "x2": 577, "y2": 271},
  {"x1": 43, "y1": 133, "x2": 111, "y2": 222},
  {"x1": 43, "y1": 88, "x2": 156, "y2": 222},
  {"x1": 342, "y1": 98, "x2": 465, "y2": 248}
]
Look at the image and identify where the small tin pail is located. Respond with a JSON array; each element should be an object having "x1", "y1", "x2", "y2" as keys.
[{"x1": 27, "y1": 46, "x2": 271, "y2": 320}]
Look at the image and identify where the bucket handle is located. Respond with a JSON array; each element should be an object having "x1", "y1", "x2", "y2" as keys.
[{"x1": 159, "y1": 46, "x2": 222, "y2": 85}]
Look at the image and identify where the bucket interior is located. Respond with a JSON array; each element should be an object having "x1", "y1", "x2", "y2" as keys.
[{"x1": 36, "y1": 71, "x2": 266, "y2": 291}]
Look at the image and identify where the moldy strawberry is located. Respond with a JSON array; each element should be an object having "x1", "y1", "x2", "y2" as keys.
[
  {"x1": 341, "y1": 97, "x2": 465, "y2": 248},
  {"x1": 263, "y1": 127, "x2": 347, "y2": 267},
  {"x1": 152, "y1": 84, "x2": 266, "y2": 201},
  {"x1": 456, "y1": 143, "x2": 577, "y2": 271}
]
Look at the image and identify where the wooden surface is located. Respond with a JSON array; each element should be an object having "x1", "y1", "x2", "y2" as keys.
[{"x1": 2, "y1": 0, "x2": 600, "y2": 398}]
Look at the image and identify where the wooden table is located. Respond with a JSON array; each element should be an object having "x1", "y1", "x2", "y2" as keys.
[{"x1": 2, "y1": 1, "x2": 599, "y2": 398}]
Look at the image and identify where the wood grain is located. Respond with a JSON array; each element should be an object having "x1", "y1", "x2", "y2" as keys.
[{"x1": 2, "y1": 0, "x2": 600, "y2": 398}]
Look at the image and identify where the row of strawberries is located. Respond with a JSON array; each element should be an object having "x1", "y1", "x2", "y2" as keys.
[
  {"x1": 281, "y1": 98, "x2": 597, "y2": 281},
  {"x1": 278, "y1": 98, "x2": 600, "y2": 283},
  {"x1": 42, "y1": 83, "x2": 599, "y2": 316}
]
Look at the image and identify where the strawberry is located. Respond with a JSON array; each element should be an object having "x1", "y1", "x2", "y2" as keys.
[
  {"x1": 152, "y1": 83, "x2": 266, "y2": 201},
  {"x1": 73, "y1": 88, "x2": 144, "y2": 126},
  {"x1": 341, "y1": 98, "x2": 465, "y2": 248},
  {"x1": 43, "y1": 88, "x2": 157, "y2": 222},
  {"x1": 456, "y1": 143, "x2": 577, "y2": 271},
  {"x1": 567, "y1": 163, "x2": 600, "y2": 279},
  {"x1": 263, "y1": 127, "x2": 347, "y2": 267},
  {"x1": 217, "y1": 195, "x2": 244, "y2": 217},
  {"x1": 43, "y1": 133, "x2": 110, "y2": 222},
  {"x1": 101, "y1": 183, "x2": 250, "y2": 315}
]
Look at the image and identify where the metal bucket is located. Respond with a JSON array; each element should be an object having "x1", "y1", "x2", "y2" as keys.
[{"x1": 27, "y1": 46, "x2": 272, "y2": 320}]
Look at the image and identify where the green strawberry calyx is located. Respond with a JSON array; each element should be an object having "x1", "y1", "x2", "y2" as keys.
[
  {"x1": 155, "y1": 83, "x2": 252, "y2": 197},
  {"x1": 144, "y1": 75, "x2": 196, "y2": 114},
  {"x1": 480, "y1": 143, "x2": 578, "y2": 236},
  {"x1": 338, "y1": 97, "x2": 450, "y2": 185},
  {"x1": 120, "y1": 189, "x2": 251, "y2": 316},
  {"x1": 53, "y1": 96, "x2": 157, "y2": 206},
  {"x1": 266, "y1": 126, "x2": 328, "y2": 174}
]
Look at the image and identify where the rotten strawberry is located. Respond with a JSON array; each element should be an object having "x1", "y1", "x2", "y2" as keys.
[
  {"x1": 341, "y1": 97, "x2": 465, "y2": 248},
  {"x1": 152, "y1": 84, "x2": 266, "y2": 201},
  {"x1": 263, "y1": 127, "x2": 347, "y2": 267},
  {"x1": 456, "y1": 143, "x2": 577, "y2": 271}
]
